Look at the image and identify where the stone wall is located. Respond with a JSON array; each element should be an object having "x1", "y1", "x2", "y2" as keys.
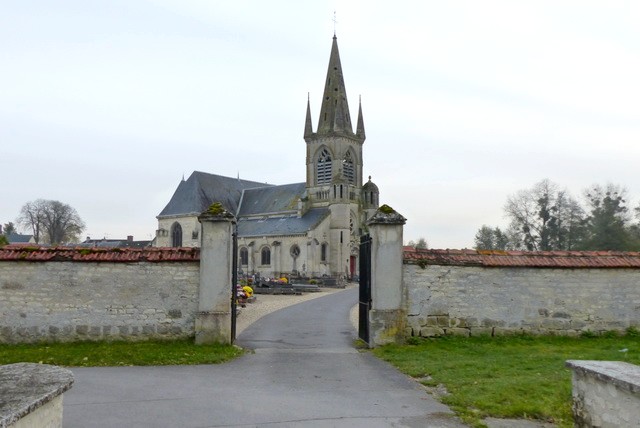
[
  {"x1": 403, "y1": 251, "x2": 640, "y2": 337},
  {"x1": 0, "y1": 248, "x2": 200, "y2": 343}
]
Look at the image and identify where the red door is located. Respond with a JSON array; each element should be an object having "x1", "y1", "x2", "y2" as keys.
[{"x1": 350, "y1": 256, "x2": 356, "y2": 280}]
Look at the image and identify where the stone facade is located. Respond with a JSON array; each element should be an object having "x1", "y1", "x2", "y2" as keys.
[
  {"x1": 404, "y1": 264, "x2": 640, "y2": 337},
  {"x1": 0, "y1": 259, "x2": 199, "y2": 343}
]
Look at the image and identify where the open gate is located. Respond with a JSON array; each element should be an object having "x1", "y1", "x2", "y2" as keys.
[
  {"x1": 230, "y1": 226, "x2": 238, "y2": 343},
  {"x1": 358, "y1": 234, "x2": 372, "y2": 343}
]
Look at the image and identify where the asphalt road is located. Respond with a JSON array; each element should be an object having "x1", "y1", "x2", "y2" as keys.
[{"x1": 64, "y1": 287, "x2": 467, "y2": 427}]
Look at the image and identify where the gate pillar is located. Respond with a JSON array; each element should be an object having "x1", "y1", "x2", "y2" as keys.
[
  {"x1": 366, "y1": 205, "x2": 406, "y2": 347},
  {"x1": 196, "y1": 205, "x2": 236, "y2": 345}
]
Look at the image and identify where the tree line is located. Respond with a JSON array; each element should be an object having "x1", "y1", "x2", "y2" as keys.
[
  {"x1": 1, "y1": 199, "x2": 85, "y2": 246},
  {"x1": 474, "y1": 179, "x2": 640, "y2": 251}
]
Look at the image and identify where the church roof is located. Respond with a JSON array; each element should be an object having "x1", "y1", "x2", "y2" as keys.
[
  {"x1": 158, "y1": 171, "x2": 270, "y2": 218},
  {"x1": 237, "y1": 182, "x2": 306, "y2": 216},
  {"x1": 237, "y1": 208, "x2": 330, "y2": 237}
]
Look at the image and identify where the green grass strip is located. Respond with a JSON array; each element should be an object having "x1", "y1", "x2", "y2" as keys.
[
  {"x1": 0, "y1": 339, "x2": 243, "y2": 367},
  {"x1": 373, "y1": 334, "x2": 640, "y2": 428}
]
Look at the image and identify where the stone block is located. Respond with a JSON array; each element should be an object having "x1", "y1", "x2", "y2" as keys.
[
  {"x1": 142, "y1": 325, "x2": 156, "y2": 335},
  {"x1": 469, "y1": 328, "x2": 493, "y2": 337},
  {"x1": 420, "y1": 327, "x2": 444, "y2": 337},
  {"x1": 446, "y1": 328, "x2": 470, "y2": 337},
  {"x1": 89, "y1": 326, "x2": 101, "y2": 337},
  {"x1": 76, "y1": 325, "x2": 89, "y2": 335},
  {"x1": 541, "y1": 318, "x2": 569, "y2": 329},
  {"x1": 168, "y1": 309, "x2": 182, "y2": 319},
  {"x1": 481, "y1": 318, "x2": 505, "y2": 327},
  {"x1": 493, "y1": 328, "x2": 522, "y2": 336},
  {"x1": 552, "y1": 311, "x2": 571, "y2": 319},
  {"x1": 436, "y1": 316, "x2": 449, "y2": 327}
]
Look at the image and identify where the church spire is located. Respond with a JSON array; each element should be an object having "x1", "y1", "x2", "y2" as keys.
[
  {"x1": 356, "y1": 95, "x2": 366, "y2": 141},
  {"x1": 316, "y1": 36, "x2": 354, "y2": 137},
  {"x1": 304, "y1": 93, "x2": 313, "y2": 140}
]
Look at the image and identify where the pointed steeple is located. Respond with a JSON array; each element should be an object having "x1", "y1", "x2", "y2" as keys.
[
  {"x1": 356, "y1": 95, "x2": 366, "y2": 141},
  {"x1": 317, "y1": 36, "x2": 354, "y2": 137},
  {"x1": 304, "y1": 93, "x2": 313, "y2": 140}
]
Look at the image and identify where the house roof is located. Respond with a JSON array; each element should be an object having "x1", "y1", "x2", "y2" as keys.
[
  {"x1": 404, "y1": 248, "x2": 640, "y2": 268},
  {"x1": 237, "y1": 208, "x2": 330, "y2": 238},
  {"x1": 0, "y1": 245, "x2": 199, "y2": 262},
  {"x1": 237, "y1": 183, "x2": 306, "y2": 216},
  {"x1": 158, "y1": 171, "x2": 270, "y2": 218},
  {"x1": 77, "y1": 238, "x2": 152, "y2": 249},
  {"x1": 7, "y1": 233, "x2": 34, "y2": 243}
]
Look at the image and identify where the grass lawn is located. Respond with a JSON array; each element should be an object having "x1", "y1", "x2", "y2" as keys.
[
  {"x1": 0, "y1": 339, "x2": 243, "y2": 367},
  {"x1": 372, "y1": 333, "x2": 640, "y2": 428}
]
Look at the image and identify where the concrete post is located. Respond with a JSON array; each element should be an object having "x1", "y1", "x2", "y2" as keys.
[
  {"x1": 367, "y1": 205, "x2": 406, "y2": 346},
  {"x1": 196, "y1": 206, "x2": 236, "y2": 345}
]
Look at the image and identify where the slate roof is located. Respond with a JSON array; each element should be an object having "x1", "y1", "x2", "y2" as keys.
[
  {"x1": 237, "y1": 208, "x2": 329, "y2": 238},
  {"x1": 158, "y1": 171, "x2": 270, "y2": 218},
  {"x1": 404, "y1": 248, "x2": 640, "y2": 268},
  {"x1": 77, "y1": 238, "x2": 152, "y2": 249},
  {"x1": 237, "y1": 183, "x2": 306, "y2": 216},
  {"x1": 0, "y1": 246, "x2": 199, "y2": 262},
  {"x1": 7, "y1": 233, "x2": 34, "y2": 244}
]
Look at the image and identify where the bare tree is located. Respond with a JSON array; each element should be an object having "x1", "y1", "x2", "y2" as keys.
[
  {"x1": 504, "y1": 179, "x2": 584, "y2": 251},
  {"x1": 407, "y1": 237, "x2": 428, "y2": 249},
  {"x1": 18, "y1": 199, "x2": 85, "y2": 245}
]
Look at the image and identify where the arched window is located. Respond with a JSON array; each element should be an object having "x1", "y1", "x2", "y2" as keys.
[
  {"x1": 343, "y1": 151, "x2": 355, "y2": 184},
  {"x1": 170, "y1": 222, "x2": 182, "y2": 247},
  {"x1": 316, "y1": 148, "x2": 332, "y2": 184},
  {"x1": 239, "y1": 247, "x2": 248, "y2": 266},
  {"x1": 261, "y1": 247, "x2": 271, "y2": 265},
  {"x1": 321, "y1": 242, "x2": 328, "y2": 262}
]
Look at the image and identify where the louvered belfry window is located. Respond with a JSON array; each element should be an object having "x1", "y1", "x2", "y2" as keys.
[
  {"x1": 343, "y1": 151, "x2": 355, "y2": 184},
  {"x1": 316, "y1": 148, "x2": 332, "y2": 184}
]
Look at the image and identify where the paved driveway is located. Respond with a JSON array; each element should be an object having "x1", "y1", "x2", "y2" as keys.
[{"x1": 64, "y1": 287, "x2": 466, "y2": 427}]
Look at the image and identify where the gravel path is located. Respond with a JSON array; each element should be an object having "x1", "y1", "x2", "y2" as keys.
[{"x1": 236, "y1": 284, "x2": 358, "y2": 335}]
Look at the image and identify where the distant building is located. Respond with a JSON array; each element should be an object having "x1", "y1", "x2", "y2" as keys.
[
  {"x1": 79, "y1": 236, "x2": 151, "y2": 249},
  {"x1": 155, "y1": 36, "x2": 380, "y2": 279},
  {"x1": 6, "y1": 233, "x2": 36, "y2": 245}
]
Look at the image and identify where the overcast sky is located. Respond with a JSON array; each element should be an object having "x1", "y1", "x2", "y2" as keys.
[{"x1": 2, "y1": 1, "x2": 639, "y2": 248}]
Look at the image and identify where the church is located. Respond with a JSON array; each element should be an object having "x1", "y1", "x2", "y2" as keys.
[{"x1": 155, "y1": 35, "x2": 380, "y2": 279}]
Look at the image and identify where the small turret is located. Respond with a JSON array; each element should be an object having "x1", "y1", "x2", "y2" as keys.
[
  {"x1": 362, "y1": 176, "x2": 379, "y2": 209},
  {"x1": 304, "y1": 94, "x2": 314, "y2": 141},
  {"x1": 356, "y1": 95, "x2": 366, "y2": 142}
]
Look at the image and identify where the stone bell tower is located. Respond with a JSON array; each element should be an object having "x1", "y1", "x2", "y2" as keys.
[{"x1": 303, "y1": 35, "x2": 367, "y2": 277}]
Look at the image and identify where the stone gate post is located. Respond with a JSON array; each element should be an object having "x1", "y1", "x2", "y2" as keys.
[
  {"x1": 196, "y1": 206, "x2": 236, "y2": 344},
  {"x1": 367, "y1": 205, "x2": 406, "y2": 346}
]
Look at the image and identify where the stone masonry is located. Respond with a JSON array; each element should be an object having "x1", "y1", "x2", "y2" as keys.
[
  {"x1": 0, "y1": 257, "x2": 199, "y2": 343},
  {"x1": 404, "y1": 263, "x2": 640, "y2": 337}
]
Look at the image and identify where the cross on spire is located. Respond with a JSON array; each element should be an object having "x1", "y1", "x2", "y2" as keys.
[{"x1": 332, "y1": 11, "x2": 337, "y2": 36}]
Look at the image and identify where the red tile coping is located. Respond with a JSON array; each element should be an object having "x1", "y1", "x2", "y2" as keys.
[
  {"x1": 0, "y1": 245, "x2": 199, "y2": 262},
  {"x1": 404, "y1": 248, "x2": 640, "y2": 268}
]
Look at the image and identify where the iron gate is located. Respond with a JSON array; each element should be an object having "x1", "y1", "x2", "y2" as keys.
[{"x1": 359, "y1": 234, "x2": 372, "y2": 343}]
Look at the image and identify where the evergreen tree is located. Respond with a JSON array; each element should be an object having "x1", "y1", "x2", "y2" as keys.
[{"x1": 579, "y1": 185, "x2": 640, "y2": 251}]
